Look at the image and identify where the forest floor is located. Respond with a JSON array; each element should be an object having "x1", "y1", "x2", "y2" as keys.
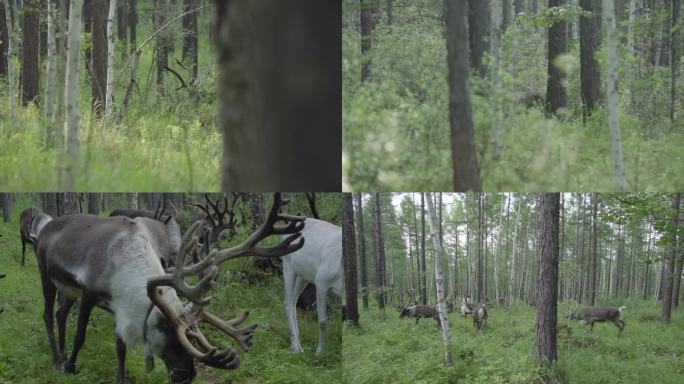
[
  {"x1": 0, "y1": 205, "x2": 342, "y2": 383},
  {"x1": 343, "y1": 300, "x2": 684, "y2": 383}
]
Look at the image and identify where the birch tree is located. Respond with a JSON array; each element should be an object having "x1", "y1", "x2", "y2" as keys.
[
  {"x1": 105, "y1": 0, "x2": 117, "y2": 122},
  {"x1": 426, "y1": 193, "x2": 453, "y2": 365},
  {"x1": 2, "y1": 0, "x2": 15, "y2": 116},
  {"x1": 604, "y1": 0, "x2": 628, "y2": 191},
  {"x1": 64, "y1": 0, "x2": 85, "y2": 190}
]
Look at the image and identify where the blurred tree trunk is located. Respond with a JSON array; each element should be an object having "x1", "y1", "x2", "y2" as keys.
[
  {"x1": 386, "y1": 0, "x2": 393, "y2": 25},
  {"x1": 588, "y1": 193, "x2": 598, "y2": 305},
  {"x1": 2, "y1": 0, "x2": 15, "y2": 116},
  {"x1": 670, "y1": 0, "x2": 680, "y2": 128},
  {"x1": 420, "y1": 193, "x2": 427, "y2": 305},
  {"x1": 83, "y1": 0, "x2": 92, "y2": 71},
  {"x1": 661, "y1": 193, "x2": 680, "y2": 323},
  {"x1": 128, "y1": 192, "x2": 138, "y2": 209},
  {"x1": 105, "y1": 0, "x2": 116, "y2": 121},
  {"x1": 477, "y1": 193, "x2": 484, "y2": 303},
  {"x1": 672, "y1": 208, "x2": 683, "y2": 308},
  {"x1": 535, "y1": 193, "x2": 560, "y2": 366},
  {"x1": 92, "y1": 0, "x2": 108, "y2": 114},
  {"x1": 579, "y1": 0, "x2": 602, "y2": 119},
  {"x1": 45, "y1": 0, "x2": 57, "y2": 125},
  {"x1": 0, "y1": 2, "x2": 7, "y2": 78},
  {"x1": 343, "y1": 193, "x2": 360, "y2": 326},
  {"x1": 468, "y1": 0, "x2": 490, "y2": 77},
  {"x1": 355, "y1": 193, "x2": 369, "y2": 310},
  {"x1": 88, "y1": 193, "x2": 100, "y2": 214},
  {"x1": 155, "y1": 0, "x2": 168, "y2": 96},
  {"x1": 182, "y1": 0, "x2": 198, "y2": 80},
  {"x1": 58, "y1": 193, "x2": 81, "y2": 215},
  {"x1": 64, "y1": 0, "x2": 85, "y2": 190},
  {"x1": 446, "y1": 0, "x2": 481, "y2": 191},
  {"x1": 117, "y1": 0, "x2": 127, "y2": 49},
  {"x1": 546, "y1": 0, "x2": 567, "y2": 114},
  {"x1": 360, "y1": 0, "x2": 377, "y2": 81},
  {"x1": 21, "y1": 0, "x2": 40, "y2": 105},
  {"x1": 373, "y1": 193, "x2": 386, "y2": 309},
  {"x1": 1, "y1": 193, "x2": 11, "y2": 223},
  {"x1": 43, "y1": 193, "x2": 59, "y2": 216},
  {"x1": 305, "y1": 193, "x2": 320, "y2": 219},
  {"x1": 128, "y1": 0, "x2": 136, "y2": 53}
]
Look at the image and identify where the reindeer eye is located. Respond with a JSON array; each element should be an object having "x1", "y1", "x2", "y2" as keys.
[{"x1": 158, "y1": 288, "x2": 164, "y2": 295}]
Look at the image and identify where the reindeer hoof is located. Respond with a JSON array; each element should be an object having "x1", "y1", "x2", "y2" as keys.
[
  {"x1": 61, "y1": 361, "x2": 76, "y2": 374},
  {"x1": 291, "y1": 344, "x2": 304, "y2": 353}
]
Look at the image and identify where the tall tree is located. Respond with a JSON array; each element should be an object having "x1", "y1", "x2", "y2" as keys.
[
  {"x1": 420, "y1": 193, "x2": 427, "y2": 305},
  {"x1": 373, "y1": 193, "x2": 386, "y2": 309},
  {"x1": 0, "y1": 2, "x2": 8, "y2": 77},
  {"x1": 91, "y1": 0, "x2": 108, "y2": 114},
  {"x1": 468, "y1": 0, "x2": 490, "y2": 77},
  {"x1": 673, "y1": 207, "x2": 683, "y2": 309},
  {"x1": 426, "y1": 193, "x2": 453, "y2": 365},
  {"x1": 155, "y1": 0, "x2": 168, "y2": 96},
  {"x1": 83, "y1": 0, "x2": 92, "y2": 68},
  {"x1": 579, "y1": 0, "x2": 602, "y2": 119},
  {"x1": 355, "y1": 193, "x2": 369, "y2": 310},
  {"x1": 21, "y1": 0, "x2": 40, "y2": 105},
  {"x1": 0, "y1": 193, "x2": 11, "y2": 223},
  {"x1": 182, "y1": 0, "x2": 198, "y2": 80},
  {"x1": 445, "y1": 0, "x2": 482, "y2": 191},
  {"x1": 343, "y1": 193, "x2": 360, "y2": 326},
  {"x1": 604, "y1": 0, "x2": 628, "y2": 190},
  {"x1": 661, "y1": 193, "x2": 680, "y2": 323},
  {"x1": 546, "y1": 0, "x2": 567, "y2": 114},
  {"x1": 128, "y1": 0, "x2": 137, "y2": 53},
  {"x1": 64, "y1": 0, "x2": 85, "y2": 190},
  {"x1": 2, "y1": 0, "x2": 15, "y2": 115},
  {"x1": 87, "y1": 193, "x2": 100, "y2": 215},
  {"x1": 535, "y1": 193, "x2": 560, "y2": 366},
  {"x1": 477, "y1": 193, "x2": 484, "y2": 303},
  {"x1": 105, "y1": 0, "x2": 116, "y2": 122},
  {"x1": 45, "y1": 0, "x2": 57, "y2": 124},
  {"x1": 360, "y1": 0, "x2": 377, "y2": 81},
  {"x1": 588, "y1": 193, "x2": 598, "y2": 305},
  {"x1": 670, "y1": 0, "x2": 681, "y2": 128}
]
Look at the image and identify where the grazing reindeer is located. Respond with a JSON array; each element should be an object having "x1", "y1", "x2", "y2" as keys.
[
  {"x1": 109, "y1": 201, "x2": 181, "y2": 270},
  {"x1": 569, "y1": 302, "x2": 626, "y2": 334},
  {"x1": 19, "y1": 207, "x2": 52, "y2": 266},
  {"x1": 398, "y1": 304, "x2": 442, "y2": 328},
  {"x1": 460, "y1": 295, "x2": 474, "y2": 317},
  {"x1": 282, "y1": 218, "x2": 342, "y2": 357},
  {"x1": 35, "y1": 193, "x2": 304, "y2": 384},
  {"x1": 472, "y1": 304, "x2": 488, "y2": 331}
]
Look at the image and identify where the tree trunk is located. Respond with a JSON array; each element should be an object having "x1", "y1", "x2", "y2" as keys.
[
  {"x1": 128, "y1": 192, "x2": 138, "y2": 209},
  {"x1": 386, "y1": 0, "x2": 393, "y2": 26},
  {"x1": 343, "y1": 193, "x2": 360, "y2": 326},
  {"x1": 45, "y1": 0, "x2": 57, "y2": 124},
  {"x1": 373, "y1": 193, "x2": 386, "y2": 309},
  {"x1": 58, "y1": 193, "x2": 81, "y2": 215},
  {"x1": 105, "y1": 0, "x2": 116, "y2": 121},
  {"x1": 0, "y1": 2, "x2": 7, "y2": 78},
  {"x1": 0, "y1": 193, "x2": 11, "y2": 223},
  {"x1": 155, "y1": 0, "x2": 168, "y2": 96},
  {"x1": 83, "y1": 0, "x2": 92, "y2": 70},
  {"x1": 21, "y1": 0, "x2": 40, "y2": 105},
  {"x1": 420, "y1": 193, "x2": 427, "y2": 305},
  {"x1": 87, "y1": 193, "x2": 100, "y2": 215},
  {"x1": 468, "y1": 0, "x2": 491, "y2": 77},
  {"x1": 117, "y1": 0, "x2": 126, "y2": 42},
  {"x1": 604, "y1": 0, "x2": 628, "y2": 191},
  {"x1": 426, "y1": 193, "x2": 453, "y2": 365},
  {"x1": 589, "y1": 193, "x2": 598, "y2": 305},
  {"x1": 535, "y1": 193, "x2": 560, "y2": 365},
  {"x1": 91, "y1": 0, "x2": 108, "y2": 114},
  {"x1": 64, "y1": 0, "x2": 85, "y2": 190},
  {"x1": 477, "y1": 193, "x2": 484, "y2": 303},
  {"x1": 673, "y1": 208, "x2": 683, "y2": 309},
  {"x1": 360, "y1": 0, "x2": 376, "y2": 81},
  {"x1": 2, "y1": 0, "x2": 15, "y2": 116},
  {"x1": 670, "y1": 0, "x2": 681, "y2": 128},
  {"x1": 129, "y1": 0, "x2": 136, "y2": 52},
  {"x1": 546, "y1": 0, "x2": 567, "y2": 114},
  {"x1": 216, "y1": 0, "x2": 340, "y2": 190},
  {"x1": 446, "y1": 0, "x2": 482, "y2": 191},
  {"x1": 182, "y1": 0, "x2": 198, "y2": 80},
  {"x1": 661, "y1": 193, "x2": 680, "y2": 323},
  {"x1": 355, "y1": 193, "x2": 369, "y2": 310},
  {"x1": 579, "y1": 0, "x2": 602, "y2": 119}
]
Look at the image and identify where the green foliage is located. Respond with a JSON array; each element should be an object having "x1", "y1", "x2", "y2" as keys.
[
  {"x1": 0, "y1": 199, "x2": 341, "y2": 383},
  {"x1": 344, "y1": 301, "x2": 684, "y2": 384}
]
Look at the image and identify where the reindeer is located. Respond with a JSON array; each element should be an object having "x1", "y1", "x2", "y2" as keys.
[
  {"x1": 108, "y1": 201, "x2": 181, "y2": 269},
  {"x1": 398, "y1": 304, "x2": 442, "y2": 328},
  {"x1": 19, "y1": 207, "x2": 53, "y2": 266},
  {"x1": 282, "y1": 218, "x2": 342, "y2": 357},
  {"x1": 460, "y1": 295, "x2": 474, "y2": 317},
  {"x1": 34, "y1": 193, "x2": 304, "y2": 384},
  {"x1": 472, "y1": 303, "x2": 488, "y2": 331},
  {"x1": 568, "y1": 302, "x2": 626, "y2": 335}
]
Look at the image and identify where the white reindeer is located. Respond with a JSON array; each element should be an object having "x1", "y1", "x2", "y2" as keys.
[{"x1": 282, "y1": 218, "x2": 342, "y2": 357}]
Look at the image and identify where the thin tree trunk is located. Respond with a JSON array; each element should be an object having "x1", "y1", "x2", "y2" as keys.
[
  {"x1": 21, "y1": 0, "x2": 40, "y2": 105},
  {"x1": 64, "y1": 0, "x2": 85, "y2": 190},
  {"x1": 0, "y1": 3, "x2": 7, "y2": 78},
  {"x1": 355, "y1": 193, "x2": 369, "y2": 310},
  {"x1": 426, "y1": 193, "x2": 453, "y2": 365},
  {"x1": 468, "y1": 0, "x2": 491, "y2": 77},
  {"x1": 535, "y1": 193, "x2": 560, "y2": 365},
  {"x1": 670, "y1": 0, "x2": 681, "y2": 128},
  {"x1": 547, "y1": 0, "x2": 567, "y2": 114},
  {"x1": 129, "y1": 0, "x2": 137, "y2": 52},
  {"x1": 105, "y1": 0, "x2": 116, "y2": 122},
  {"x1": 3, "y1": 0, "x2": 15, "y2": 116},
  {"x1": 182, "y1": 0, "x2": 198, "y2": 80},
  {"x1": 661, "y1": 193, "x2": 680, "y2": 322},
  {"x1": 605, "y1": 0, "x2": 628, "y2": 190},
  {"x1": 477, "y1": 193, "x2": 484, "y2": 303},
  {"x1": 0, "y1": 193, "x2": 11, "y2": 223},
  {"x1": 420, "y1": 193, "x2": 427, "y2": 305},
  {"x1": 509, "y1": 194, "x2": 520, "y2": 322},
  {"x1": 45, "y1": 0, "x2": 57, "y2": 124},
  {"x1": 373, "y1": 193, "x2": 386, "y2": 310},
  {"x1": 579, "y1": 0, "x2": 602, "y2": 118},
  {"x1": 343, "y1": 193, "x2": 360, "y2": 326},
  {"x1": 589, "y1": 193, "x2": 598, "y2": 305},
  {"x1": 128, "y1": 192, "x2": 138, "y2": 209}
]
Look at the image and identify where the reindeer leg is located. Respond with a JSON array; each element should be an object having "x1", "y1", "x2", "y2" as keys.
[
  {"x1": 62, "y1": 295, "x2": 96, "y2": 374},
  {"x1": 56, "y1": 295, "x2": 76, "y2": 358},
  {"x1": 116, "y1": 335, "x2": 131, "y2": 384},
  {"x1": 39, "y1": 275, "x2": 62, "y2": 370},
  {"x1": 21, "y1": 240, "x2": 26, "y2": 266},
  {"x1": 283, "y1": 262, "x2": 306, "y2": 353},
  {"x1": 315, "y1": 283, "x2": 328, "y2": 358}
]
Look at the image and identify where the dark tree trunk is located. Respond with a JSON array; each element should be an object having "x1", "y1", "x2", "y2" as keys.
[
  {"x1": 446, "y1": 0, "x2": 482, "y2": 191},
  {"x1": 546, "y1": 0, "x2": 567, "y2": 114},
  {"x1": 117, "y1": 0, "x2": 127, "y2": 42},
  {"x1": 21, "y1": 0, "x2": 40, "y2": 105},
  {"x1": 579, "y1": 0, "x2": 602, "y2": 119},
  {"x1": 83, "y1": 0, "x2": 93, "y2": 71},
  {"x1": 40, "y1": 0, "x2": 47, "y2": 60},
  {"x1": 514, "y1": 0, "x2": 525, "y2": 15},
  {"x1": 305, "y1": 192, "x2": 320, "y2": 219},
  {"x1": 503, "y1": 0, "x2": 511, "y2": 31},
  {"x1": 155, "y1": 0, "x2": 168, "y2": 96},
  {"x1": 373, "y1": 193, "x2": 386, "y2": 309},
  {"x1": 343, "y1": 193, "x2": 360, "y2": 326},
  {"x1": 535, "y1": 193, "x2": 560, "y2": 364},
  {"x1": 670, "y1": 0, "x2": 681, "y2": 126},
  {"x1": 43, "y1": 193, "x2": 59, "y2": 217},
  {"x1": 477, "y1": 193, "x2": 484, "y2": 303},
  {"x1": 87, "y1": 193, "x2": 100, "y2": 215},
  {"x1": 588, "y1": 193, "x2": 598, "y2": 306},
  {"x1": 129, "y1": 0, "x2": 137, "y2": 52},
  {"x1": 0, "y1": 2, "x2": 7, "y2": 77},
  {"x1": 468, "y1": 0, "x2": 491, "y2": 77},
  {"x1": 216, "y1": 0, "x2": 340, "y2": 190},
  {"x1": 673, "y1": 208, "x2": 683, "y2": 309},
  {"x1": 360, "y1": 0, "x2": 376, "y2": 81},
  {"x1": 661, "y1": 193, "x2": 680, "y2": 323},
  {"x1": 420, "y1": 193, "x2": 427, "y2": 305},
  {"x1": 0, "y1": 193, "x2": 11, "y2": 223},
  {"x1": 182, "y1": 0, "x2": 198, "y2": 80},
  {"x1": 356, "y1": 193, "x2": 369, "y2": 310},
  {"x1": 386, "y1": 0, "x2": 393, "y2": 25},
  {"x1": 91, "y1": 0, "x2": 108, "y2": 114},
  {"x1": 660, "y1": 0, "x2": 671, "y2": 67}
]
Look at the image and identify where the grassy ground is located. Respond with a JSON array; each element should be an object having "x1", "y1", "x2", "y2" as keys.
[
  {"x1": 0, "y1": 4, "x2": 221, "y2": 191},
  {"x1": 0, "y1": 204, "x2": 342, "y2": 383},
  {"x1": 343, "y1": 300, "x2": 684, "y2": 384}
]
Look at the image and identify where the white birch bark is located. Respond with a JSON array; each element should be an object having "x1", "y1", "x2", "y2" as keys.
[
  {"x1": 604, "y1": 0, "x2": 627, "y2": 191},
  {"x1": 105, "y1": 0, "x2": 116, "y2": 122},
  {"x1": 64, "y1": 0, "x2": 85, "y2": 190},
  {"x1": 508, "y1": 195, "x2": 520, "y2": 320},
  {"x1": 494, "y1": 193, "x2": 504, "y2": 305},
  {"x1": 426, "y1": 193, "x2": 453, "y2": 365},
  {"x1": 3, "y1": 0, "x2": 15, "y2": 116}
]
